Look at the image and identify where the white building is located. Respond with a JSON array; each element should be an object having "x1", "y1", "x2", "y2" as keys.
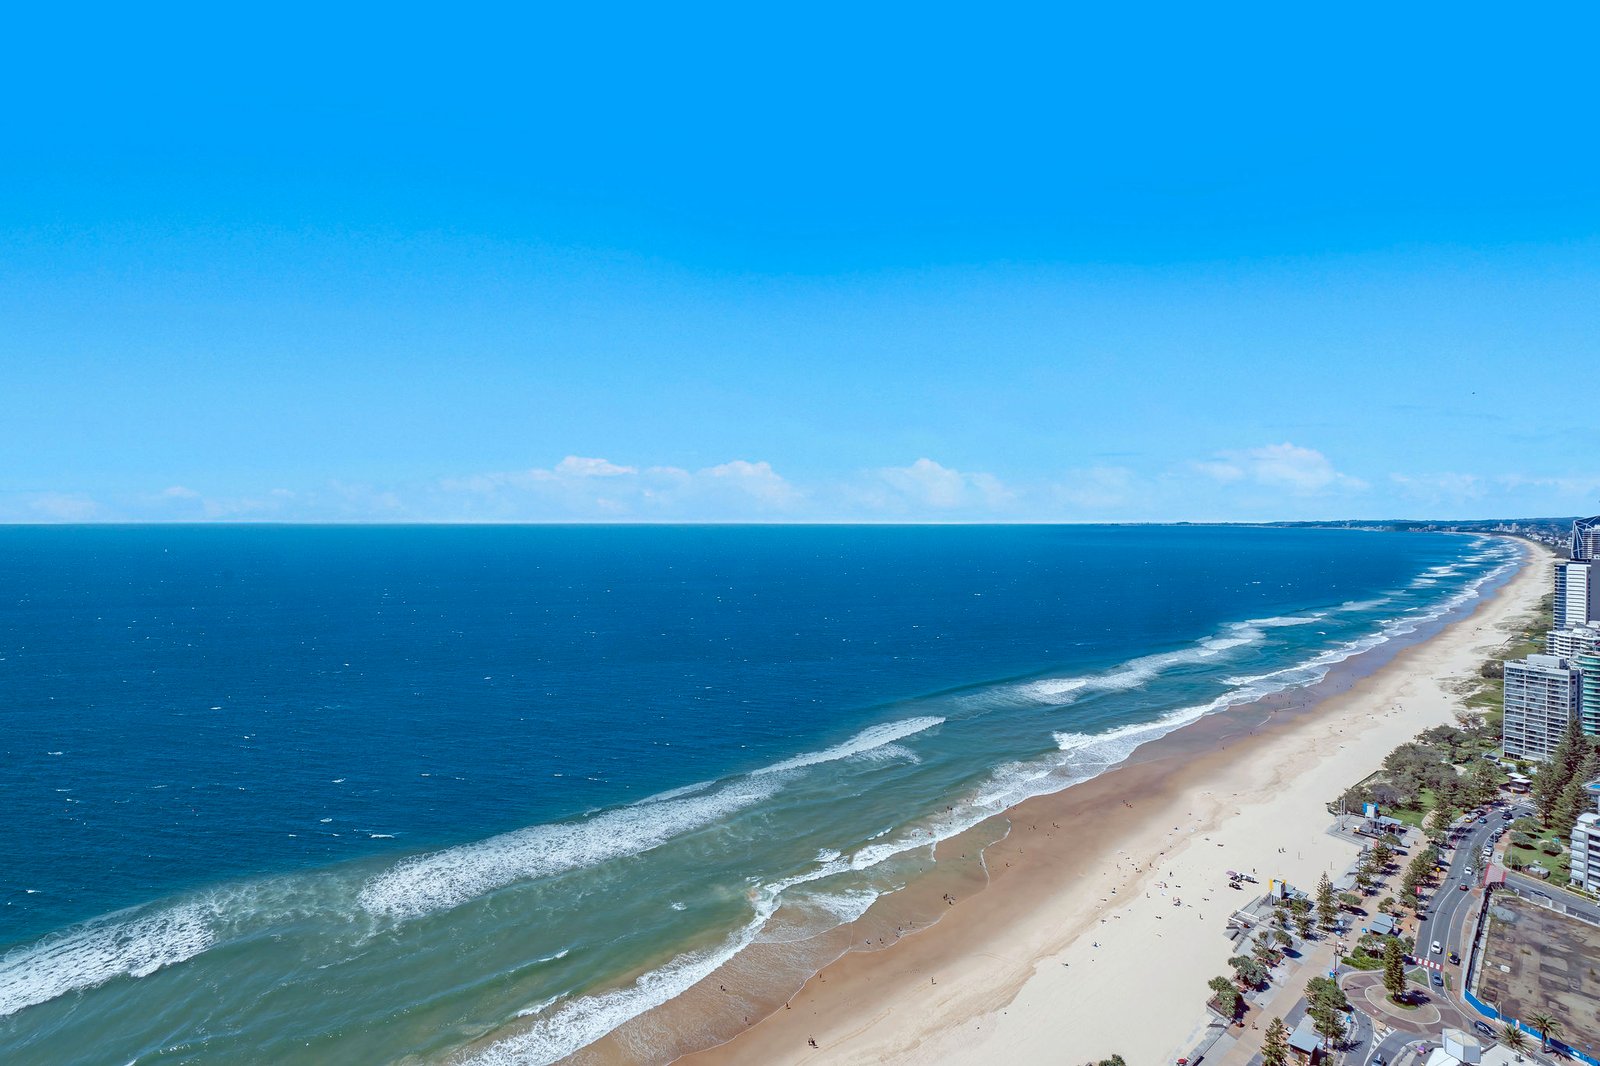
[
  {"x1": 1571, "y1": 782, "x2": 1600, "y2": 892},
  {"x1": 1554, "y1": 560, "x2": 1599, "y2": 627},
  {"x1": 1502, "y1": 654, "x2": 1581, "y2": 762},
  {"x1": 1548, "y1": 624, "x2": 1600, "y2": 659},
  {"x1": 1420, "y1": 1027, "x2": 1532, "y2": 1066}
]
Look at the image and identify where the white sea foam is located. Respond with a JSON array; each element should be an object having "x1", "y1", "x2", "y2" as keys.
[
  {"x1": 1335, "y1": 597, "x2": 1392, "y2": 613},
  {"x1": 1014, "y1": 612, "x2": 1319, "y2": 706},
  {"x1": 368, "y1": 715, "x2": 948, "y2": 925},
  {"x1": 861, "y1": 544, "x2": 1524, "y2": 893},
  {"x1": 630, "y1": 779, "x2": 716, "y2": 806},
  {"x1": 792, "y1": 887, "x2": 880, "y2": 927},
  {"x1": 460, "y1": 905, "x2": 775, "y2": 1066},
  {"x1": 453, "y1": 542, "x2": 1525, "y2": 1064},
  {"x1": 514, "y1": 995, "x2": 560, "y2": 1020},
  {"x1": 0, "y1": 902, "x2": 215, "y2": 1017},
  {"x1": 357, "y1": 779, "x2": 780, "y2": 922},
  {"x1": 464, "y1": 845, "x2": 896, "y2": 1056},
  {"x1": 754, "y1": 717, "x2": 944, "y2": 775},
  {"x1": 857, "y1": 743, "x2": 917, "y2": 764},
  {"x1": 1018, "y1": 677, "x2": 1091, "y2": 699}
]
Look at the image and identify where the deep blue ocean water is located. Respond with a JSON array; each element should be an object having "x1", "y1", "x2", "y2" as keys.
[{"x1": 0, "y1": 525, "x2": 1518, "y2": 1064}]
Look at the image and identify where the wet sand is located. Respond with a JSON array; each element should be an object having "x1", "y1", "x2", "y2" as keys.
[{"x1": 667, "y1": 539, "x2": 1548, "y2": 1065}]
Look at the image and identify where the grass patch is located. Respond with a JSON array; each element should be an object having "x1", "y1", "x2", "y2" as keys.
[
  {"x1": 1505, "y1": 821, "x2": 1570, "y2": 874},
  {"x1": 1385, "y1": 803, "x2": 1430, "y2": 829}
]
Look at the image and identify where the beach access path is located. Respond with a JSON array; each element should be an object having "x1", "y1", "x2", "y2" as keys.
[{"x1": 681, "y1": 541, "x2": 1551, "y2": 1066}]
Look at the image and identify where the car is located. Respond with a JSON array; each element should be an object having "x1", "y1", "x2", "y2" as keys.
[
  {"x1": 1459, "y1": 882, "x2": 1469, "y2": 891},
  {"x1": 1474, "y1": 1020, "x2": 1496, "y2": 1037},
  {"x1": 1432, "y1": 970, "x2": 1444, "y2": 986},
  {"x1": 1374, "y1": 1056, "x2": 1387, "y2": 1066},
  {"x1": 1479, "y1": 816, "x2": 1489, "y2": 823},
  {"x1": 1431, "y1": 940, "x2": 1442, "y2": 953},
  {"x1": 1449, "y1": 951, "x2": 1461, "y2": 964}
]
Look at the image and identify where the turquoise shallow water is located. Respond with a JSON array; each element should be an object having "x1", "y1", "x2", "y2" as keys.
[{"x1": 0, "y1": 525, "x2": 1518, "y2": 1063}]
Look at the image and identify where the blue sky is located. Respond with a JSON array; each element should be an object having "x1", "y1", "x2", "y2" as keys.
[{"x1": 4, "y1": 4, "x2": 1599, "y2": 522}]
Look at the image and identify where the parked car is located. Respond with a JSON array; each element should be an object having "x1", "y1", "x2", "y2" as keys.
[
  {"x1": 1449, "y1": 951, "x2": 1461, "y2": 964},
  {"x1": 1474, "y1": 1020, "x2": 1496, "y2": 1037}
]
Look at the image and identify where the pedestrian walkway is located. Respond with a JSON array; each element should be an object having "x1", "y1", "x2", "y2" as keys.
[{"x1": 1215, "y1": 939, "x2": 1337, "y2": 1066}]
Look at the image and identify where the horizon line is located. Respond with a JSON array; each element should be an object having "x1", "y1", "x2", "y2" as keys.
[{"x1": 0, "y1": 518, "x2": 1567, "y2": 529}]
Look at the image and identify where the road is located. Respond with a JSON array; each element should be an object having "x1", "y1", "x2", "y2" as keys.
[
  {"x1": 1503, "y1": 867, "x2": 1600, "y2": 925},
  {"x1": 1338, "y1": 801, "x2": 1535, "y2": 1065},
  {"x1": 1415, "y1": 801, "x2": 1535, "y2": 978},
  {"x1": 1368, "y1": 1027, "x2": 1419, "y2": 1066},
  {"x1": 1231, "y1": 802, "x2": 1550, "y2": 1066}
]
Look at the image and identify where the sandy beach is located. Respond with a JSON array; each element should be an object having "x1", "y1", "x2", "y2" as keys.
[{"x1": 677, "y1": 540, "x2": 1550, "y2": 1066}]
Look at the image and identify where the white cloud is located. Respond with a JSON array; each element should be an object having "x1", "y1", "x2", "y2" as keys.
[
  {"x1": 27, "y1": 492, "x2": 98, "y2": 521},
  {"x1": 1496, "y1": 474, "x2": 1600, "y2": 499},
  {"x1": 554, "y1": 456, "x2": 636, "y2": 478},
  {"x1": 702, "y1": 460, "x2": 805, "y2": 508},
  {"x1": 438, "y1": 456, "x2": 802, "y2": 518},
  {"x1": 1197, "y1": 443, "x2": 1366, "y2": 495},
  {"x1": 1390, "y1": 472, "x2": 1486, "y2": 503},
  {"x1": 872, "y1": 458, "x2": 1013, "y2": 512},
  {"x1": 1050, "y1": 466, "x2": 1138, "y2": 511},
  {"x1": 199, "y1": 488, "x2": 300, "y2": 520},
  {"x1": 160, "y1": 485, "x2": 201, "y2": 499}
]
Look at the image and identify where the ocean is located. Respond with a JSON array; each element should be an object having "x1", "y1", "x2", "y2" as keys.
[{"x1": 0, "y1": 525, "x2": 1518, "y2": 1064}]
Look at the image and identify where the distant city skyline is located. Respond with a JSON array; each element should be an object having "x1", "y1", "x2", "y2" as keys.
[{"x1": 4, "y1": 7, "x2": 1599, "y2": 523}]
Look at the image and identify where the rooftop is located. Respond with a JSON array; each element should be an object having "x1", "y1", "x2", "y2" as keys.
[{"x1": 1288, "y1": 1014, "x2": 1320, "y2": 1053}]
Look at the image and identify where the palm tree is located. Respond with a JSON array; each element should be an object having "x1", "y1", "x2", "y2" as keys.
[
  {"x1": 1500, "y1": 1023, "x2": 1527, "y2": 1054},
  {"x1": 1525, "y1": 1010, "x2": 1561, "y2": 1052}
]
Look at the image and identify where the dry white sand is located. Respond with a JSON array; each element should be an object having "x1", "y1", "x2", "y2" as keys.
[{"x1": 682, "y1": 541, "x2": 1549, "y2": 1066}]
